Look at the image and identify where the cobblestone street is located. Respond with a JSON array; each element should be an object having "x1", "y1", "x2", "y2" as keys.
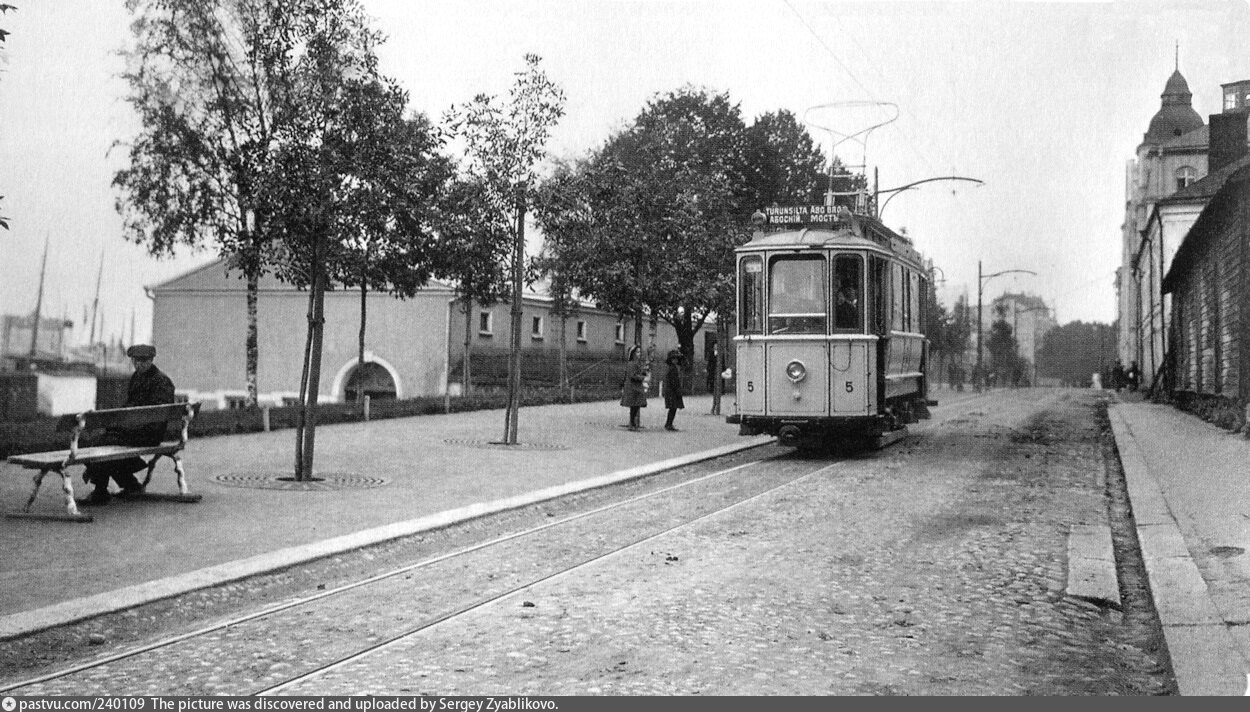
[
  {"x1": 277, "y1": 389, "x2": 1170, "y2": 695},
  {"x1": 1, "y1": 389, "x2": 1175, "y2": 695}
]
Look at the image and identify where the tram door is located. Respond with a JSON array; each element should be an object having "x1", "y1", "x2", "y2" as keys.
[
  {"x1": 830, "y1": 254, "x2": 870, "y2": 414},
  {"x1": 736, "y1": 343, "x2": 765, "y2": 415}
]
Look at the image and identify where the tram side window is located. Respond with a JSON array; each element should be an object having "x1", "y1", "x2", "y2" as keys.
[
  {"x1": 739, "y1": 256, "x2": 764, "y2": 334},
  {"x1": 891, "y1": 263, "x2": 905, "y2": 331},
  {"x1": 869, "y1": 256, "x2": 888, "y2": 333},
  {"x1": 918, "y1": 276, "x2": 929, "y2": 333},
  {"x1": 833, "y1": 255, "x2": 863, "y2": 331},
  {"x1": 768, "y1": 255, "x2": 827, "y2": 334},
  {"x1": 911, "y1": 272, "x2": 923, "y2": 332},
  {"x1": 902, "y1": 268, "x2": 913, "y2": 331}
]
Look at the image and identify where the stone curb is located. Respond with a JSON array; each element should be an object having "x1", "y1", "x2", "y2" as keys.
[
  {"x1": 1107, "y1": 404, "x2": 1247, "y2": 696},
  {"x1": 0, "y1": 435, "x2": 775, "y2": 642}
]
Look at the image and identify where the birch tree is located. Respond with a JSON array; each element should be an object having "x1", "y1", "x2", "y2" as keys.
[{"x1": 445, "y1": 54, "x2": 565, "y2": 445}]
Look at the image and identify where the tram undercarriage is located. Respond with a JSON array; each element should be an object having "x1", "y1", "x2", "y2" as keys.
[{"x1": 733, "y1": 395, "x2": 933, "y2": 451}]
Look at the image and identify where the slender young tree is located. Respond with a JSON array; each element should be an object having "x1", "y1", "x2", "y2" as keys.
[
  {"x1": 445, "y1": 54, "x2": 565, "y2": 445},
  {"x1": 115, "y1": 0, "x2": 291, "y2": 407},
  {"x1": 433, "y1": 175, "x2": 513, "y2": 396},
  {"x1": 261, "y1": 1, "x2": 436, "y2": 479},
  {"x1": 326, "y1": 85, "x2": 452, "y2": 406}
]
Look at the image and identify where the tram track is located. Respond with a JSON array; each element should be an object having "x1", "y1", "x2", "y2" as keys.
[
  {"x1": 2, "y1": 452, "x2": 837, "y2": 696},
  {"x1": 1, "y1": 390, "x2": 1002, "y2": 696}
]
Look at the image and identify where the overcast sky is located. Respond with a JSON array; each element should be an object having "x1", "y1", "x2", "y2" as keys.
[{"x1": 3, "y1": 0, "x2": 1250, "y2": 346}]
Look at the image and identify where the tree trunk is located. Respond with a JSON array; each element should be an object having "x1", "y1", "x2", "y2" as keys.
[
  {"x1": 357, "y1": 273, "x2": 367, "y2": 407},
  {"x1": 462, "y1": 298, "x2": 473, "y2": 396},
  {"x1": 246, "y1": 270, "x2": 260, "y2": 408},
  {"x1": 294, "y1": 266, "x2": 316, "y2": 481},
  {"x1": 558, "y1": 312, "x2": 569, "y2": 397},
  {"x1": 712, "y1": 317, "x2": 728, "y2": 415},
  {"x1": 504, "y1": 195, "x2": 525, "y2": 445},
  {"x1": 294, "y1": 226, "x2": 322, "y2": 481},
  {"x1": 301, "y1": 264, "x2": 327, "y2": 479}
]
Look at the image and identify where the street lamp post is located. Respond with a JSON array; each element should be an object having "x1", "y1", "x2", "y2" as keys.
[
  {"x1": 976, "y1": 261, "x2": 1036, "y2": 390},
  {"x1": 876, "y1": 176, "x2": 984, "y2": 220}
]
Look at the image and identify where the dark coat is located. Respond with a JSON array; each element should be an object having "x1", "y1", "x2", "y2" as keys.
[
  {"x1": 118, "y1": 364, "x2": 177, "y2": 446},
  {"x1": 663, "y1": 364, "x2": 684, "y2": 409},
  {"x1": 84, "y1": 363, "x2": 177, "y2": 487},
  {"x1": 620, "y1": 359, "x2": 649, "y2": 408}
]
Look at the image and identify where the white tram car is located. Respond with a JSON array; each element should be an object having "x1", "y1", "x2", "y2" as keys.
[{"x1": 730, "y1": 204, "x2": 934, "y2": 449}]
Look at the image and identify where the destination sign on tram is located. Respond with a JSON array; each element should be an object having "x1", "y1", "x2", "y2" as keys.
[{"x1": 763, "y1": 204, "x2": 846, "y2": 226}]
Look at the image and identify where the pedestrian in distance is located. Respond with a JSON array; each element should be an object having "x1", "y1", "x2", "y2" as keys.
[
  {"x1": 1111, "y1": 360, "x2": 1126, "y2": 392},
  {"x1": 620, "y1": 344, "x2": 649, "y2": 431},
  {"x1": 1127, "y1": 361, "x2": 1141, "y2": 392},
  {"x1": 705, "y1": 344, "x2": 718, "y2": 394},
  {"x1": 662, "y1": 349, "x2": 685, "y2": 431},
  {"x1": 78, "y1": 344, "x2": 177, "y2": 506}
]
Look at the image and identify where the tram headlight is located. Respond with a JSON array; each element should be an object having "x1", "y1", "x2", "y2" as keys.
[{"x1": 785, "y1": 359, "x2": 807, "y2": 383}]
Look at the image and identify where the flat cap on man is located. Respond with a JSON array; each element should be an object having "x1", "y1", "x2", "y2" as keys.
[{"x1": 126, "y1": 344, "x2": 156, "y2": 359}]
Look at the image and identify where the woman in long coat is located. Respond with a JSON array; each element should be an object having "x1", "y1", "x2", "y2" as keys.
[
  {"x1": 620, "y1": 345, "x2": 649, "y2": 430},
  {"x1": 662, "y1": 349, "x2": 685, "y2": 431}
]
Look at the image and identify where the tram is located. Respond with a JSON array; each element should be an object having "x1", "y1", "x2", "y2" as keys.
[{"x1": 729, "y1": 202, "x2": 935, "y2": 450}]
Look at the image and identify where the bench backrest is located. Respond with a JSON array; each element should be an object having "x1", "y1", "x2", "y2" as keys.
[{"x1": 55, "y1": 402, "x2": 202, "y2": 433}]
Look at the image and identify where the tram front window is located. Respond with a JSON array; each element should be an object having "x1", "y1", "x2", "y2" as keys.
[{"x1": 768, "y1": 255, "x2": 827, "y2": 334}]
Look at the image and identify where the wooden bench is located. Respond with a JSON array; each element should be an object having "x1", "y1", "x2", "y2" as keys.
[{"x1": 6, "y1": 402, "x2": 202, "y2": 522}]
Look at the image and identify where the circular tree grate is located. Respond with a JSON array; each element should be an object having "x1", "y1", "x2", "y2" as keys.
[
  {"x1": 214, "y1": 472, "x2": 389, "y2": 490},
  {"x1": 442, "y1": 438, "x2": 569, "y2": 451}
]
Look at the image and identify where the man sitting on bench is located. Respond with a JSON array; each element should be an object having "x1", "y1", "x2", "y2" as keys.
[{"x1": 79, "y1": 344, "x2": 177, "y2": 506}]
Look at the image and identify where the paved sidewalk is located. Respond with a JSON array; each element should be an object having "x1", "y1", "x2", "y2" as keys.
[
  {"x1": 1110, "y1": 399, "x2": 1250, "y2": 696},
  {"x1": 0, "y1": 396, "x2": 772, "y2": 639}
]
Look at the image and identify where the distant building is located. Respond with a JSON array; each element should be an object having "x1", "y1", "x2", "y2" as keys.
[
  {"x1": 1120, "y1": 67, "x2": 1209, "y2": 378},
  {"x1": 0, "y1": 314, "x2": 74, "y2": 368},
  {"x1": 150, "y1": 259, "x2": 689, "y2": 409}
]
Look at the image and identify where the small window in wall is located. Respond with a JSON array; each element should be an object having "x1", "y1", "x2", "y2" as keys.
[
  {"x1": 531, "y1": 315, "x2": 544, "y2": 339},
  {"x1": 1176, "y1": 166, "x2": 1197, "y2": 192},
  {"x1": 225, "y1": 395, "x2": 248, "y2": 410},
  {"x1": 615, "y1": 323, "x2": 625, "y2": 344},
  {"x1": 478, "y1": 311, "x2": 493, "y2": 336},
  {"x1": 576, "y1": 320, "x2": 588, "y2": 342}
]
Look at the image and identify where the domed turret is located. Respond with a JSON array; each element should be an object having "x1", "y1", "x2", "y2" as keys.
[{"x1": 1143, "y1": 69, "x2": 1205, "y2": 145}]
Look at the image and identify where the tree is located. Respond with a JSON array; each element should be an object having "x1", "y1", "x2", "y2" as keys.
[
  {"x1": 433, "y1": 175, "x2": 513, "y2": 396},
  {"x1": 325, "y1": 84, "x2": 452, "y2": 405},
  {"x1": 535, "y1": 90, "x2": 832, "y2": 416},
  {"x1": 986, "y1": 310, "x2": 1027, "y2": 387},
  {"x1": 742, "y1": 108, "x2": 831, "y2": 210},
  {"x1": 445, "y1": 54, "x2": 566, "y2": 445},
  {"x1": 537, "y1": 88, "x2": 751, "y2": 374},
  {"x1": 115, "y1": 0, "x2": 292, "y2": 407},
  {"x1": 1036, "y1": 320, "x2": 1117, "y2": 387}
]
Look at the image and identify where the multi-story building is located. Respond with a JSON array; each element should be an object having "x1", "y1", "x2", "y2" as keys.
[{"x1": 1119, "y1": 67, "x2": 1209, "y2": 379}]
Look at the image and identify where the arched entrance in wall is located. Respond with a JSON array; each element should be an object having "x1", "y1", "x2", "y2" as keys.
[
  {"x1": 331, "y1": 353, "x2": 403, "y2": 402},
  {"x1": 343, "y1": 362, "x2": 397, "y2": 402}
]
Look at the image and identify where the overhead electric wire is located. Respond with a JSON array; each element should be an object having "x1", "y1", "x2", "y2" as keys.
[{"x1": 779, "y1": 0, "x2": 950, "y2": 178}]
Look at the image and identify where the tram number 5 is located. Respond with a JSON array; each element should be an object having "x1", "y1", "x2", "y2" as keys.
[
  {"x1": 844, "y1": 381, "x2": 854, "y2": 393},
  {"x1": 746, "y1": 381, "x2": 755, "y2": 392}
]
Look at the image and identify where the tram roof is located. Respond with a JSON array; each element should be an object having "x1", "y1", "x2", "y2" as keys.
[{"x1": 738, "y1": 218, "x2": 925, "y2": 266}]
